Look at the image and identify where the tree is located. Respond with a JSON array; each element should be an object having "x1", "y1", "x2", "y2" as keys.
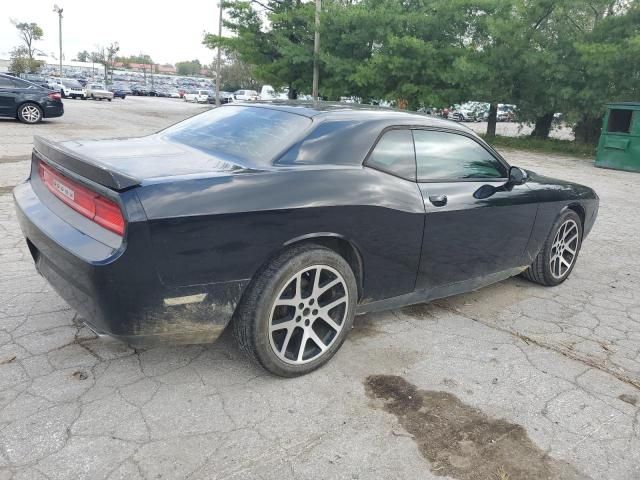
[
  {"x1": 9, "y1": 20, "x2": 44, "y2": 73},
  {"x1": 12, "y1": 21, "x2": 43, "y2": 62},
  {"x1": 176, "y1": 59, "x2": 202, "y2": 76},
  {"x1": 204, "y1": 0, "x2": 316, "y2": 99},
  {"x1": 218, "y1": 53, "x2": 259, "y2": 91},
  {"x1": 95, "y1": 42, "x2": 120, "y2": 83},
  {"x1": 75, "y1": 50, "x2": 90, "y2": 62}
]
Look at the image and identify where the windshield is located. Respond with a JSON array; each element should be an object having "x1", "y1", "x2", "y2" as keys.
[
  {"x1": 162, "y1": 106, "x2": 311, "y2": 163},
  {"x1": 63, "y1": 79, "x2": 82, "y2": 88}
]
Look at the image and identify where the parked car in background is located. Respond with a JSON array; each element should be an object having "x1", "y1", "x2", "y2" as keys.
[
  {"x1": 166, "y1": 88, "x2": 181, "y2": 98},
  {"x1": 497, "y1": 104, "x2": 517, "y2": 122},
  {"x1": 0, "y1": 73, "x2": 63, "y2": 124},
  {"x1": 131, "y1": 85, "x2": 148, "y2": 96},
  {"x1": 13, "y1": 103, "x2": 598, "y2": 376},
  {"x1": 86, "y1": 84, "x2": 114, "y2": 101},
  {"x1": 184, "y1": 89, "x2": 210, "y2": 103},
  {"x1": 451, "y1": 109, "x2": 477, "y2": 122},
  {"x1": 219, "y1": 91, "x2": 234, "y2": 104},
  {"x1": 108, "y1": 84, "x2": 131, "y2": 99},
  {"x1": 49, "y1": 78, "x2": 87, "y2": 99},
  {"x1": 233, "y1": 89, "x2": 259, "y2": 101}
]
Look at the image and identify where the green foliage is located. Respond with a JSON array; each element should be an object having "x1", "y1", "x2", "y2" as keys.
[
  {"x1": 176, "y1": 59, "x2": 202, "y2": 76},
  {"x1": 218, "y1": 53, "x2": 259, "y2": 91},
  {"x1": 116, "y1": 54, "x2": 154, "y2": 65},
  {"x1": 204, "y1": 0, "x2": 640, "y2": 143},
  {"x1": 9, "y1": 46, "x2": 43, "y2": 74},
  {"x1": 75, "y1": 50, "x2": 90, "y2": 62}
]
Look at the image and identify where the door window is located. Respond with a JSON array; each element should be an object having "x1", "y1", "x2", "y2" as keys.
[
  {"x1": 365, "y1": 129, "x2": 416, "y2": 181},
  {"x1": 413, "y1": 130, "x2": 507, "y2": 181}
]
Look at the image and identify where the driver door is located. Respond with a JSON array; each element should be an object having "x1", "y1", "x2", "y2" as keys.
[{"x1": 413, "y1": 129, "x2": 538, "y2": 290}]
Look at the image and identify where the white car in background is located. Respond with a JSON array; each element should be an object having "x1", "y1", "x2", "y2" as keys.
[
  {"x1": 233, "y1": 89, "x2": 259, "y2": 101},
  {"x1": 49, "y1": 78, "x2": 87, "y2": 99},
  {"x1": 86, "y1": 84, "x2": 114, "y2": 101},
  {"x1": 260, "y1": 85, "x2": 289, "y2": 100},
  {"x1": 183, "y1": 89, "x2": 210, "y2": 103}
]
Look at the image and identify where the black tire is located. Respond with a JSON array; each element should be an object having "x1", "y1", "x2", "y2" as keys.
[
  {"x1": 522, "y1": 209, "x2": 583, "y2": 286},
  {"x1": 17, "y1": 102, "x2": 43, "y2": 124},
  {"x1": 107, "y1": 98, "x2": 112, "y2": 102},
  {"x1": 233, "y1": 244, "x2": 357, "y2": 377}
]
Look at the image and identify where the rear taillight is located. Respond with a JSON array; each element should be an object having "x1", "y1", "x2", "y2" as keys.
[
  {"x1": 48, "y1": 92, "x2": 61, "y2": 101},
  {"x1": 38, "y1": 161, "x2": 125, "y2": 236}
]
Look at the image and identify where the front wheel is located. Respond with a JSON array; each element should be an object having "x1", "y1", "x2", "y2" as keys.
[
  {"x1": 234, "y1": 245, "x2": 357, "y2": 377},
  {"x1": 522, "y1": 210, "x2": 583, "y2": 286}
]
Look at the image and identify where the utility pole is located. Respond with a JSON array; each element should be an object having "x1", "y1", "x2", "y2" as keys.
[
  {"x1": 215, "y1": 0, "x2": 223, "y2": 107},
  {"x1": 53, "y1": 5, "x2": 63, "y2": 78},
  {"x1": 312, "y1": 0, "x2": 320, "y2": 101}
]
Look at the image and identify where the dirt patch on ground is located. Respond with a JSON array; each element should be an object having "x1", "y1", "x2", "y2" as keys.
[
  {"x1": 365, "y1": 375, "x2": 587, "y2": 480},
  {"x1": 399, "y1": 303, "x2": 439, "y2": 320},
  {"x1": 350, "y1": 314, "x2": 385, "y2": 339}
]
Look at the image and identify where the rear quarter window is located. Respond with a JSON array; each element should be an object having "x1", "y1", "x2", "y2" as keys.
[{"x1": 162, "y1": 106, "x2": 311, "y2": 163}]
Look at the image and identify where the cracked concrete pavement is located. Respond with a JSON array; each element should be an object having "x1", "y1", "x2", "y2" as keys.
[{"x1": 0, "y1": 98, "x2": 639, "y2": 479}]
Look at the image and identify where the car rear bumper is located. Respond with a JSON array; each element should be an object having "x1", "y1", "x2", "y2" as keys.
[
  {"x1": 13, "y1": 180, "x2": 248, "y2": 347},
  {"x1": 43, "y1": 102, "x2": 64, "y2": 118}
]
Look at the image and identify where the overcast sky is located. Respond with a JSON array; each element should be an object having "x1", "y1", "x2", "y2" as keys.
[{"x1": 1, "y1": 0, "x2": 224, "y2": 65}]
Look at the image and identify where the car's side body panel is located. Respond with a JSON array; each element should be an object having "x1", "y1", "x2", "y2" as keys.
[{"x1": 136, "y1": 167, "x2": 426, "y2": 303}]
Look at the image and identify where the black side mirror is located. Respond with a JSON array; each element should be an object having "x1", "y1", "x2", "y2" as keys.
[{"x1": 508, "y1": 166, "x2": 527, "y2": 186}]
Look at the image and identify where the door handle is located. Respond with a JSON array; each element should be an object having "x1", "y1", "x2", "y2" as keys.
[{"x1": 428, "y1": 195, "x2": 448, "y2": 207}]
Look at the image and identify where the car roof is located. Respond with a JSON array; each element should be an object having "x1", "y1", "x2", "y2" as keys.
[{"x1": 225, "y1": 101, "x2": 472, "y2": 133}]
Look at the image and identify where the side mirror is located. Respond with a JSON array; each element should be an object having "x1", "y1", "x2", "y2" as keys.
[{"x1": 508, "y1": 166, "x2": 527, "y2": 186}]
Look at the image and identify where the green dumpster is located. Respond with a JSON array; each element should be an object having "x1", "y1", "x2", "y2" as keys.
[{"x1": 595, "y1": 102, "x2": 640, "y2": 173}]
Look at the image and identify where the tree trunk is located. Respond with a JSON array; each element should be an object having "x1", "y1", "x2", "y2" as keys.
[
  {"x1": 486, "y1": 103, "x2": 498, "y2": 137},
  {"x1": 530, "y1": 113, "x2": 555, "y2": 139},
  {"x1": 288, "y1": 84, "x2": 298, "y2": 100},
  {"x1": 574, "y1": 115, "x2": 603, "y2": 145}
]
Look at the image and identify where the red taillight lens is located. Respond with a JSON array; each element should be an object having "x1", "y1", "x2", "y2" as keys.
[
  {"x1": 48, "y1": 92, "x2": 61, "y2": 101},
  {"x1": 38, "y1": 161, "x2": 125, "y2": 236}
]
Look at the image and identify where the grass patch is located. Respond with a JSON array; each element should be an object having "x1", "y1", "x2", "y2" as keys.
[{"x1": 480, "y1": 134, "x2": 596, "y2": 158}]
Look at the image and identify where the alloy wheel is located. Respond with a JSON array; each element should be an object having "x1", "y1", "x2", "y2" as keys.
[
  {"x1": 21, "y1": 105, "x2": 41, "y2": 123},
  {"x1": 550, "y1": 219, "x2": 579, "y2": 279},
  {"x1": 269, "y1": 265, "x2": 349, "y2": 365}
]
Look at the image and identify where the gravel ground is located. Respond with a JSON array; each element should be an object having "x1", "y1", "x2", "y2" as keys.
[{"x1": 0, "y1": 98, "x2": 638, "y2": 480}]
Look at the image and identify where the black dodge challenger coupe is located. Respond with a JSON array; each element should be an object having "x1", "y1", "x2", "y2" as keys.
[{"x1": 13, "y1": 103, "x2": 598, "y2": 376}]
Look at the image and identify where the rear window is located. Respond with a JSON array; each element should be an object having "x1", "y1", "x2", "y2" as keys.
[{"x1": 162, "y1": 106, "x2": 311, "y2": 162}]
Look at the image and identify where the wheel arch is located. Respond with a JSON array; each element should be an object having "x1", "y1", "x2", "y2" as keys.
[
  {"x1": 564, "y1": 203, "x2": 586, "y2": 230},
  {"x1": 281, "y1": 233, "x2": 365, "y2": 301}
]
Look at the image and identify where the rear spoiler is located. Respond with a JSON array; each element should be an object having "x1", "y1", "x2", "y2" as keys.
[{"x1": 33, "y1": 136, "x2": 140, "y2": 191}]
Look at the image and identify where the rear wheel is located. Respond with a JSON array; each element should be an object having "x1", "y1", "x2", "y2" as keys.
[
  {"x1": 17, "y1": 103, "x2": 42, "y2": 124},
  {"x1": 234, "y1": 245, "x2": 357, "y2": 377},
  {"x1": 522, "y1": 210, "x2": 582, "y2": 286}
]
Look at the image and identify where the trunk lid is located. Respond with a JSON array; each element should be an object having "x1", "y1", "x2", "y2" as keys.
[{"x1": 33, "y1": 135, "x2": 242, "y2": 191}]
